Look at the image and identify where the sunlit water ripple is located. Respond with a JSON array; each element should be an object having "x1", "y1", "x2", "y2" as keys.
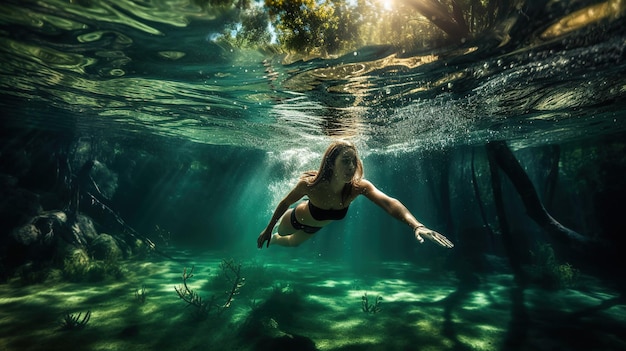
[{"x1": 1, "y1": 0, "x2": 625, "y2": 154}]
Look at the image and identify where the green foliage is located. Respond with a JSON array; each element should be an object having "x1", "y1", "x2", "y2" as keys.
[
  {"x1": 222, "y1": 7, "x2": 273, "y2": 49},
  {"x1": 529, "y1": 243, "x2": 580, "y2": 290},
  {"x1": 265, "y1": 0, "x2": 338, "y2": 54},
  {"x1": 192, "y1": 0, "x2": 516, "y2": 56}
]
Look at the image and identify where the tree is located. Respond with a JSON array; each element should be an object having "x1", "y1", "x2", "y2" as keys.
[
  {"x1": 205, "y1": 0, "x2": 519, "y2": 55},
  {"x1": 265, "y1": 0, "x2": 359, "y2": 55},
  {"x1": 403, "y1": 0, "x2": 470, "y2": 42}
]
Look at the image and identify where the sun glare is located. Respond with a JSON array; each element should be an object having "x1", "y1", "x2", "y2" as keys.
[{"x1": 381, "y1": 0, "x2": 393, "y2": 11}]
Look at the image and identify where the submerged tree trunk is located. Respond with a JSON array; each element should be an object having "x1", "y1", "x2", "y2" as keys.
[
  {"x1": 471, "y1": 148, "x2": 496, "y2": 250},
  {"x1": 486, "y1": 141, "x2": 591, "y2": 249},
  {"x1": 545, "y1": 145, "x2": 560, "y2": 209},
  {"x1": 487, "y1": 145, "x2": 527, "y2": 285}
]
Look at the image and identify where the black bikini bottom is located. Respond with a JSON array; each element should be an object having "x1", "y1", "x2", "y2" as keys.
[{"x1": 290, "y1": 210, "x2": 322, "y2": 234}]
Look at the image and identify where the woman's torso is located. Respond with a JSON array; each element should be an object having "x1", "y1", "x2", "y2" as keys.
[{"x1": 294, "y1": 181, "x2": 361, "y2": 227}]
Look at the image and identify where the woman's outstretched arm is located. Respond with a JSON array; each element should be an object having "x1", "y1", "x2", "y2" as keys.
[
  {"x1": 257, "y1": 180, "x2": 307, "y2": 248},
  {"x1": 360, "y1": 179, "x2": 454, "y2": 248}
]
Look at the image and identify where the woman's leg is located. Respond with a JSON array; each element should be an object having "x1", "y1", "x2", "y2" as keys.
[
  {"x1": 271, "y1": 209, "x2": 316, "y2": 247},
  {"x1": 271, "y1": 231, "x2": 315, "y2": 247}
]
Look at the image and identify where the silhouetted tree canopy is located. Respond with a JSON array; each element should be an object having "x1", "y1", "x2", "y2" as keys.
[{"x1": 193, "y1": 0, "x2": 621, "y2": 56}]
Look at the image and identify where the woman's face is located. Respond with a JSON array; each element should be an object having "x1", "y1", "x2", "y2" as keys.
[{"x1": 333, "y1": 148, "x2": 357, "y2": 183}]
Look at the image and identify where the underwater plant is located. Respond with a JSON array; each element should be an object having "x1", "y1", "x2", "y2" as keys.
[
  {"x1": 529, "y1": 243, "x2": 580, "y2": 289},
  {"x1": 62, "y1": 249, "x2": 91, "y2": 282},
  {"x1": 62, "y1": 249, "x2": 126, "y2": 282},
  {"x1": 174, "y1": 259, "x2": 245, "y2": 320},
  {"x1": 135, "y1": 285, "x2": 147, "y2": 303},
  {"x1": 175, "y1": 266, "x2": 215, "y2": 320},
  {"x1": 219, "y1": 259, "x2": 246, "y2": 309},
  {"x1": 59, "y1": 310, "x2": 91, "y2": 330},
  {"x1": 361, "y1": 292, "x2": 382, "y2": 314}
]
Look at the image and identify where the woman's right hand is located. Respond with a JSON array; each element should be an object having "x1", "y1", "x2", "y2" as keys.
[
  {"x1": 414, "y1": 226, "x2": 454, "y2": 248},
  {"x1": 257, "y1": 229, "x2": 272, "y2": 248}
]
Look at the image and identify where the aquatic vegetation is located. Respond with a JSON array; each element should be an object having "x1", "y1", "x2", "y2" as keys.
[
  {"x1": 551, "y1": 262, "x2": 579, "y2": 288},
  {"x1": 529, "y1": 243, "x2": 580, "y2": 290},
  {"x1": 135, "y1": 285, "x2": 147, "y2": 303},
  {"x1": 62, "y1": 250, "x2": 126, "y2": 282},
  {"x1": 174, "y1": 266, "x2": 215, "y2": 320},
  {"x1": 361, "y1": 292, "x2": 382, "y2": 314},
  {"x1": 219, "y1": 259, "x2": 246, "y2": 309},
  {"x1": 62, "y1": 249, "x2": 91, "y2": 282},
  {"x1": 59, "y1": 310, "x2": 91, "y2": 331},
  {"x1": 174, "y1": 259, "x2": 245, "y2": 320}
]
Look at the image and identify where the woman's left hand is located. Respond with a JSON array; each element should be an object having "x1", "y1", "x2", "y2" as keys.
[{"x1": 414, "y1": 226, "x2": 454, "y2": 248}]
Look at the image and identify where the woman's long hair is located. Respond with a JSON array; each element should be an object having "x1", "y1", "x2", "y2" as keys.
[{"x1": 300, "y1": 140, "x2": 364, "y2": 203}]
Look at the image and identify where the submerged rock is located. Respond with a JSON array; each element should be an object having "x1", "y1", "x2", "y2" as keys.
[
  {"x1": 74, "y1": 214, "x2": 99, "y2": 243},
  {"x1": 11, "y1": 224, "x2": 41, "y2": 246},
  {"x1": 90, "y1": 233, "x2": 123, "y2": 260}
]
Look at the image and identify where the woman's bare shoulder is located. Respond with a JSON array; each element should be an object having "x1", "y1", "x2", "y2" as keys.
[
  {"x1": 294, "y1": 178, "x2": 313, "y2": 192},
  {"x1": 355, "y1": 178, "x2": 375, "y2": 195},
  {"x1": 282, "y1": 179, "x2": 310, "y2": 203}
]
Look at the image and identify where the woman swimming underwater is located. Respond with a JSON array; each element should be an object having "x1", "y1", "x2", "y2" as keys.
[{"x1": 257, "y1": 140, "x2": 454, "y2": 249}]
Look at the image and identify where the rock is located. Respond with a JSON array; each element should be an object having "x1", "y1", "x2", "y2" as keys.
[
  {"x1": 75, "y1": 214, "x2": 98, "y2": 243},
  {"x1": 90, "y1": 233, "x2": 123, "y2": 260},
  {"x1": 11, "y1": 224, "x2": 41, "y2": 246},
  {"x1": 90, "y1": 160, "x2": 118, "y2": 199},
  {"x1": 66, "y1": 248, "x2": 90, "y2": 266}
]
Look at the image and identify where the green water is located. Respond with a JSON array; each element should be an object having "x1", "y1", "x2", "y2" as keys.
[{"x1": 1, "y1": 0, "x2": 626, "y2": 350}]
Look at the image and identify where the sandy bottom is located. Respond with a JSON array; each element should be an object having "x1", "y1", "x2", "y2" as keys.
[{"x1": 0, "y1": 250, "x2": 624, "y2": 351}]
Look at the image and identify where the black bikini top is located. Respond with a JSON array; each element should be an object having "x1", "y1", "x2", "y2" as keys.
[{"x1": 308, "y1": 201, "x2": 349, "y2": 221}]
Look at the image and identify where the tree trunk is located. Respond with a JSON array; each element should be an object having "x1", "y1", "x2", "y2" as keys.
[
  {"x1": 545, "y1": 145, "x2": 560, "y2": 209},
  {"x1": 487, "y1": 144, "x2": 527, "y2": 285},
  {"x1": 406, "y1": 0, "x2": 470, "y2": 41},
  {"x1": 486, "y1": 141, "x2": 590, "y2": 249},
  {"x1": 471, "y1": 148, "x2": 496, "y2": 250}
]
